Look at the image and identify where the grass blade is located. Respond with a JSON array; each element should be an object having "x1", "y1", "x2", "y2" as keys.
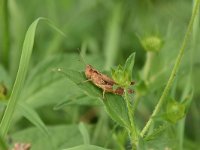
[
  {"x1": 104, "y1": 3, "x2": 122, "y2": 70},
  {"x1": 0, "y1": 17, "x2": 64, "y2": 138},
  {"x1": 79, "y1": 122, "x2": 90, "y2": 145},
  {"x1": 18, "y1": 103, "x2": 49, "y2": 136}
]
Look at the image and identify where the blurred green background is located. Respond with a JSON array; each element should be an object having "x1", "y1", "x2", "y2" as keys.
[{"x1": 0, "y1": 0, "x2": 200, "y2": 149}]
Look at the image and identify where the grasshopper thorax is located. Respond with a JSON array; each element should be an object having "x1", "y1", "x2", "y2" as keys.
[{"x1": 85, "y1": 65, "x2": 95, "y2": 79}]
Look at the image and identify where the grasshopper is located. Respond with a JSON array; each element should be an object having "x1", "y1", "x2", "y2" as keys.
[
  {"x1": 12, "y1": 143, "x2": 31, "y2": 150},
  {"x1": 85, "y1": 64, "x2": 134, "y2": 98}
]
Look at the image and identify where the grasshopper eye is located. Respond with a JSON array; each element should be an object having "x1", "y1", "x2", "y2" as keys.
[{"x1": 101, "y1": 80, "x2": 105, "y2": 84}]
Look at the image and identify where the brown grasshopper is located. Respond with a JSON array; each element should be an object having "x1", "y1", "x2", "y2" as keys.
[
  {"x1": 85, "y1": 64, "x2": 134, "y2": 98},
  {"x1": 12, "y1": 143, "x2": 31, "y2": 150}
]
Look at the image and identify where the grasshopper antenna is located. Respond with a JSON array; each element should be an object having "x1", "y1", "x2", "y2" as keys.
[
  {"x1": 76, "y1": 41, "x2": 88, "y2": 67},
  {"x1": 73, "y1": 48, "x2": 92, "y2": 85},
  {"x1": 76, "y1": 47, "x2": 87, "y2": 68}
]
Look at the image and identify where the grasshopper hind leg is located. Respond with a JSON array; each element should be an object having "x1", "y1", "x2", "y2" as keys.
[
  {"x1": 102, "y1": 90, "x2": 106, "y2": 99},
  {"x1": 77, "y1": 79, "x2": 92, "y2": 85}
]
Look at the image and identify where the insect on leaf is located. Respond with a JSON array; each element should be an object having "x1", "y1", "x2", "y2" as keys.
[{"x1": 60, "y1": 69, "x2": 131, "y2": 128}]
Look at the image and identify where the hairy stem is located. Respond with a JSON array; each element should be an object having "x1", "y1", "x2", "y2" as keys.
[
  {"x1": 140, "y1": 0, "x2": 200, "y2": 137},
  {"x1": 124, "y1": 89, "x2": 138, "y2": 149}
]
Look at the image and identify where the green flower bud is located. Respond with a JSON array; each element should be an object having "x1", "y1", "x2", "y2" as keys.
[
  {"x1": 111, "y1": 52, "x2": 135, "y2": 88},
  {"x1": 166, "y1": 99, "x2": 186, "y2": 123},
  {"x1": 141, "y1": 36, "x2": 163, "y2": 52},
  {"x1": 111, "y1": 65, "x2": 131, "y2": 87}
]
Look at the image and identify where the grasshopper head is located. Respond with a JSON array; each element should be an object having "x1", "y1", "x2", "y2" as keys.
[{"x1": 85, "y1": 65, "x2": 94, "y2": 79}]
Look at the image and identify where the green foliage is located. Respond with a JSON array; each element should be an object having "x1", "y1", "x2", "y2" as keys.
[
  {"x1": 17, "y1": 103, "x2": 49, "y2": 135},
  {"x1": 0, "y1": 18, "x2": 43, "y2": 138},
  {"x1": 79, "y1": 122, "x2": 90, "y2": 145},
  {"x1": 58, "y1": 69, "x2": 131, "y2": 129},
  {"x1": 112, "y1": 52, "x2": 135, "y2": 87},
  {"x1": 0, "y1": 0, "x2": 200, "y2": 149},
  {"x1": 0, "y1": 135, "x2": 7, "y2": 150},
  {"x1": 144, "y1": 124, "x2": 169, "y2": 141},
  {"x1": 11, "y1": 125, "x2": 84, "y2": 150},
  {"x1": 104, "y1": 94, "x2": 131, "y2": 129},
  {"x1": 0, "y1": 18, "x2": 64, "y2": 138}
]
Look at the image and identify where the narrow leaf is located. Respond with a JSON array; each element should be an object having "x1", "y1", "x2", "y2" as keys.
[
  {"x1": 124, "y1": 52, "x2": 136, "y2": 81},
  {"x1": 0, "y1": 17, "x2": 64, "y2": 137},
  {"x1": 79, "y1": 122, "x2": 90, "y2": 145},
  {"x1": 17, "y1": 103, "x2": 49, "y2": 136},
  {"x1": 104, "y1": 3, "x2": 122, "y2": 70}
]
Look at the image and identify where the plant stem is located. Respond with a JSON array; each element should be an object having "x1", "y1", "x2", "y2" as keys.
[
  {"x1": 132, "y1": 94, "x2": 140, "y2": 117},
  {"x1": 140, "y1": 0, "x2": 200, "y2": 137},
  {"x1": 2, "y1": 0, "x2": 10, "y2": 68},
  {"x1": 142, "y1": 52, "x2": 154, "y2": 81},
  {"x1": 124, "y1": 89, "x2": 138, "y2": 149},
  {"x1": 178, "y1": 1, "x2": 199, "y2": 149}
]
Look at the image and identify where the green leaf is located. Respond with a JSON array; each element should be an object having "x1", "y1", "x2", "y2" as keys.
[
  {"x1": 63, "y1": 145, "x2": 110, "y2": 150},
  {"x1": 11, "y1": 125, "x2": 84, "y2": 150},
  {"x1": 17, "y1": 103, "x2": 49, "y2": 136},
  {"x1": 0, "y1": 17, "x2": 64, "y2": 137},
  {"x1": 59, "y1": 70, "x2": 102, "y2": 99},
  {"x1": 144, "y1": 124, "x2": 169, "y2": 141},
  {"x1": 21, "y1": 54, "x2": 84, "y2": 108},
  {"x1": 54, "y1": 95, "x2": 102, "y2": 110},
  {"x1": 79, "y1": 122, "x2": 90, "y2": 145},
  {"x1": 21, "y1": 53, "x2": 104, "y2": 108},
  {"x1": 124, "y1": 52, "x2": 136, "y2": 82},
  {"x1": 104, "y1": 94, "x2": 131, "y2": 129}
]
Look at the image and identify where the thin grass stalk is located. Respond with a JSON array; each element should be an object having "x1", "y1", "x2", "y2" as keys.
[
  {"x1": 140, "y1": 0, "x2": 200, "y2": 137},
  {"x1": 178, "y1": 1, "x2": 199, "y2": 149}
]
